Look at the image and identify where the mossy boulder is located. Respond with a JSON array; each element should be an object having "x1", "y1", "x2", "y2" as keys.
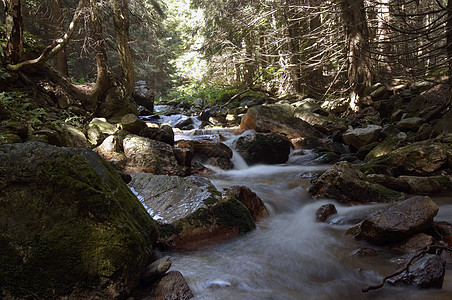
[
  {"x1": 308, "y1": 161, "x2": 404, "y2": 203},
  {"x1": 129, "y1": 174, "x2": 255, "y2": 249},
  {"x1": 0, "y1": 142, "x2": 158, "y2": 299},
  {"x1": 368, "y1": 141, "x2": 449, "y2": 176}
]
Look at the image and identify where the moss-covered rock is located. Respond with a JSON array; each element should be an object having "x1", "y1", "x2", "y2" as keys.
[
  {"x1": 129, "y1": 174, "x2": 255, "y2": 249},
  {"x1": 0, "y1": 142, "x2": 158, "y2": 299},
  {"x1": 308, "y1": 161, "x2": 404, "y2": 203}
]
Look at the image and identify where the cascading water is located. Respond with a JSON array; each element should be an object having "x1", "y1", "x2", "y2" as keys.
[{"x1": 159, "y1": 123, "x2": 452, "y2": 299}]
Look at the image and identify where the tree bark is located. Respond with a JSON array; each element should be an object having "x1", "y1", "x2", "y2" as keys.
[
  {"x1": 285, "y1": 0, "x2": 302, "y2": 93},
  {"x1": 340, "y1": 0, "x2": 373, "y2": 111},
  {"x1": 3, "y1": 0, "x2": 23, "y2": 64},
  {"x1": 113, "y1": 0, "x2": 135, "y2": 95},
  {"x1": 50, "y1": 0, "x2": 69, "y2": 76}
]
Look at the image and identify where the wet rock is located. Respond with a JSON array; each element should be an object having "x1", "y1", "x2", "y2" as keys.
[
  {"x1": 369, "y1": 141, "x2": 449, "y2": 176},
  {"x1": 431, "y1": 222, "x2": 452, "y2": 247},
  {"x1": 363, "y1": 136, "x2": 404, "y2": 163},
  {"x1": 391, "y1": 233, "x2": 434, "y2": 253},
  {"x1": 177, "y1": 140, "x2": 233, "y2": 170},
  {"x1": 224, "y1": 186, "x2": 269, "y2": 221},
  {"x1": 348, "y1": 196, "x2": 438, "y2": 244},
  {"x1": 0, "y1": 142, "x2": 158, "y2": 299},
  {"x1": 389, "y1": 254, "x2": 445, "y2": 288},
  {"x1": 123, "y1": 135, "x2": 183, "y2": 175},
  {"x1": 233, "y1": 131, "x2": 293, "y2": 165},
  {"x1": 315, "y1": 204, "x2": 337, "y2": 222},
  {"x1": 367, "y1": 174, "x2": 452, "y2": 194},
  {"x1": 308, "y1": 161, "x2": 404, "y2": 204},
  {"x1": 121, "y1": 113, "x2": 148, "y2": 135},
  {"x1": 133, "y1": 80, "x2": 155, "y2": 112},
  {"x1": 396, "y1": 117, "x2": 425, "y2": 131},
  {"x1": 240, "y1": 104, "x2": 324, "y2": 139},
  {"x1": 129, "y1": 174, "x2": 255, "y2": 249},
  {"x1": 342, "y1": 125, "x2": 382, "y2": 150},
  {"x1": 351, "y1": 247, "x2": 377, "y2": 257}
]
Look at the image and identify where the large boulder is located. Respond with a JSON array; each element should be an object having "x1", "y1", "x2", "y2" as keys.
[
  {"x1": 129, "y1": 174, "x2": 255, "y2": 249},
  {"x1": 232, "y1": 132, "x2": 293, "y2": 165},
  {"x1": 369, "y1": 141, "x2": 449, "y2": 176},
  {"x1": 367, "y1": 174, "x2": 452, "y2": 194},
  {"x1": 123, "y1": 134, "x2": 184, "y2": 175},
  {"x1": 348, "y1": 196, "x2": 438, "y2": 244},
  {"x1": 0, "y1": 142, "x2": 158, "y2": 299},
  {"x1": 240, "y1": 104, "x2": 324, "y2": 139},
  {"x1": 308, "y1": 161, "x2": 404, "y2": 203},
  {"x1": 342, "y1": 125, "x2": 382, "y2": 150},
  {"x1": 120, "y1": 113, "x2": 147, "y2": 135}
]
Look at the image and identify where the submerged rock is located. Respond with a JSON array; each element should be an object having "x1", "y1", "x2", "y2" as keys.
[
  {"x1": 348, "y1": 196, "x2": 438, "y2": 244},
  {"x1": 315, "y1": 204, "x2": 337, "y2": 222},
  {"x1": 308, "y1": 161, "x2": 404, "y2": 203},
  {"x1": 129, "y1": 174, "x2": 255, "y2": 248},
  {"x1": 389, "y1": 254, "x2": 446, "y2": 289},
  {"x1": 0, "y1": 142, "x2": 158, "y2": 299}
]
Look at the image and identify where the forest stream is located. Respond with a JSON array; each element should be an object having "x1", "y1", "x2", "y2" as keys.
[{"x1": 150, "y1": 121, "x2": 452, "y2": 300}]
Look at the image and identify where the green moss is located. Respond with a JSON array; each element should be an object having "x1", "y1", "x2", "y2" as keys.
[
  {"x1": 158, "y1": 223, "x2": 183, "y2": 238},
  {"x1": 187, "y1": 208, "x2": 214, "y2": 228},
  {"x1": 211, "y1": 198, "x2": 255, "y2": 233},
  {"x1": 358, "y1": 163, "x2": 393, "y2": 176},
  {"x1": 428, "y1": 176, "x2": 452, "y2": 186}
]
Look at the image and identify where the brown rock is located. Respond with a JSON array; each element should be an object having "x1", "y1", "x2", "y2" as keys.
[
  {"x1": 315, "y1": 204, "x2": 337, "y2": 222},
  {"x1": 224, "y1": 186, "x2": 269, "y2": 221}
]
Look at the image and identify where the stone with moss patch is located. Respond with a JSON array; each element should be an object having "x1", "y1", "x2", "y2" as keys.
[{"x1": 0, "y1": 142, "x2": 158, "y2": 299}]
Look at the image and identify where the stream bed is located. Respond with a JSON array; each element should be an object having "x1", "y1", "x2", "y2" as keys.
[{"x1": 160, "y1": 128, "x2": 452, "y2": 300}]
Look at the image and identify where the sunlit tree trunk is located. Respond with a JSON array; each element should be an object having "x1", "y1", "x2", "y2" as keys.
[
  {"x1": 113, "y1": 0, "x2": 135, "y2": 95},
  {"x1": 50, "y1": 0, "x2": 69, "y2": 76},
  {"x1": 340, "y1": 0, "x2": 372, "y2": 111},
  {"x1": 3, "y1": 0, "x2": 23, "y2": 64}
]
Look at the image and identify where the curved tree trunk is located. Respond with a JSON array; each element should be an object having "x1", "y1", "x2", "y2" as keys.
[{"x1": 340, "y1": 0, "x2": 373, "y2": 111}]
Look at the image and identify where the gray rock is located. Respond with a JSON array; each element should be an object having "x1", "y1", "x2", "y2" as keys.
[
  {"x1": 396, "y1": 117, "x2": 425, "y2": 131},
  {"x1": 348, "y1": 196, "x2": 438, "y2": 244},
  {"x1": 60, "y1": 124, "x2": 90, "y2": 147},
  {"x1": 133, "y1": 80, "x2": 155, "y2": 112},
  {"x1": 121, "y1": 113, "x2": 147, "y2": 135},
  {"x1": 150, "y1": 271, "x2": 193, "y2": 300},
  {"x1": 140, "y1": 257, "x2": 172, "y2": 286},
  {"x1": 342, "y1": 125, "x2": 382, "y2": 150}
]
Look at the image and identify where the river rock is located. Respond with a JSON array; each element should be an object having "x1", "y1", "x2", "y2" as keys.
[
  {"x1": 224, "y1": 186, "x2": 269, "y2": 221},
  {"x1": 139, "y1": 124, "x2": 175, "y2": 146},
  {"x1": 86, "y1": 117, "x2": 119, "y2": 145},
  {"x1": 140, "y1": 257, "x2": 172, "y2": 286},
  {"x1": 348, "y1": 196, "x2": 438, "y2": 244},
  {"x1": 177, "y1": 140, "x2": 234, "y2": 170},
  {"x1": 240, "y1": 104, "x2": 324, "y2": 139},
  {"x1": 0, "y1": 142, "x2": 158, "y2": 299},
  {"x1": 342, "y1": 125, "x2": 382, "y2": 150},
  {"x1": 129, "y1": 174, "x2": 255, "y2": 248},
  {"x1": 369, "y1": 141, "x2": 449, "y2": 176},
  {"x1": 121, "y1": 113, "x2": 148, "y2": 135},
  {"x1": 123, "y1": 134, "x2": 184, "y2": 175},
  {"x1": 308, "y1": 161, "x2": 404, "y2": 203},
  {"x1": 232, "y1": 131, "x2": 293, "y2": 165},
  {"x1": 389, "y1": 254, "x2": 446, "y2": 288},
  {"x1": 391, "y1": 233, "x2": 434, "y2": 253},
  {"x1": 315, "y1": 204, "x2": 337, "y2": 222}
]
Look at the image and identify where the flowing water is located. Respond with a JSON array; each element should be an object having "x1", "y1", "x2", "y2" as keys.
[{"x1": 156, "y1": 125, "x2": 452, "y2": 299}]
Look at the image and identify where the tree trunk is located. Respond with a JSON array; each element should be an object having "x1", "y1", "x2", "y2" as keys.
[
  {"x1": 3, "y1": 0, "x2": 23, "y2": 64},
  {"x1": 340, "y1": 0, "x2": 373, "y2": 111},
  {"x1": 113, "y1": 0, "x2": 135, "y2": 95},
  {"x1": 89, "y1": 0, "x2": 111, "y2": 105},
  {"x1": 285, "y1": 0, "x2": 302, "y2": 93},
  {"x1": 50, "y1": 0, "x2": 69, "y2": 76}
]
